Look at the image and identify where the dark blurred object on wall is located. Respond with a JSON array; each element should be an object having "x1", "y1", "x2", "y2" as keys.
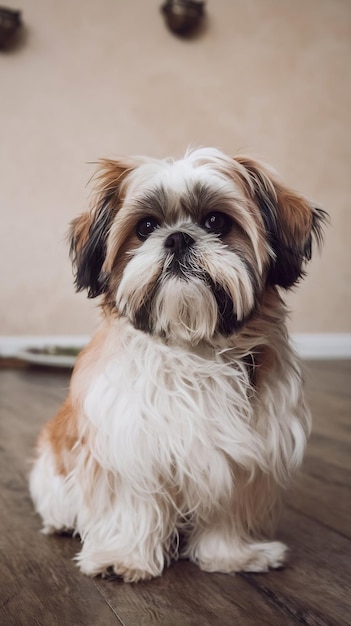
[
  {"x1": 0, "y1": 6, "x2": 22, "y2": 49},
  {"x1": 161, "y1": 0, "x2": 205, "y2": 37}
]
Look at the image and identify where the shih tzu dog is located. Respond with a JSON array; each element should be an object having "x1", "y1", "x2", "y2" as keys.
[{"x1": 30, "y1": 148, "x2": 326, "y2": 582}]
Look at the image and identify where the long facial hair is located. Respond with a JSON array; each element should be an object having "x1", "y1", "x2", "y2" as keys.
[
  {"x1": 115, "y1": 220, "x2": 261, "y2": 344},
  {"x1": 69, "y1": 148, "x2": 327, "y2": 345}
]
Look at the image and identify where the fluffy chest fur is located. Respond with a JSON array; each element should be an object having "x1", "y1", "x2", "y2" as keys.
[{"x1": 82, "y1": 325, "x2": 264, "y2": 507}]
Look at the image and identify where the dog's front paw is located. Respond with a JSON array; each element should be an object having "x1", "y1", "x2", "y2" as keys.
[
  {"x1": 238, "y1": 540, "x2": 287, "y2": 573},
  {"x1": 191, "y1": 535, "x2": 288, "y2": 574},
  {"x1": 77, "y1": 550, "x2": 162, "y2": 583},
  {"x1": 100, "y1": 564, "x2": 155, "y2": 583}
]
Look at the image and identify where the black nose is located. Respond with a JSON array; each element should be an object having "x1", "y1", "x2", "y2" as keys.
[{"x1": 164, "y1": 231, "x2": 195, "y2": 258}]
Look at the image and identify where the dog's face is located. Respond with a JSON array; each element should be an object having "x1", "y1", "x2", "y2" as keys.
[{"x1": 70, "y1": 148, "x2": 325, "y2": 344}]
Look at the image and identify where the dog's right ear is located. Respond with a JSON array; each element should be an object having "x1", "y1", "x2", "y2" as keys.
[{"x1": 69, "y1": 160, "x2": 134, "y2": 298}]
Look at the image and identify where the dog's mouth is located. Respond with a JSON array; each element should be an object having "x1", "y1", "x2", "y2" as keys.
[
  {"x1": 163, "y1": 258, "x2": 238, "y2": 331},
  {"x1": 132, "y1": 258, "x2": 243, "y2": 340},
  {"x1": 120, "y1": 232, "x2": 256, "y2": 342}
]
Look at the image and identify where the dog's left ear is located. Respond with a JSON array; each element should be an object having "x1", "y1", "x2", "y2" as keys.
[
  {"x1": 69, "y1": 159, "x2": 134, "y2": 298},
  {"x1": 235, "y1": 156, "x2": 328, "y2": 289}
]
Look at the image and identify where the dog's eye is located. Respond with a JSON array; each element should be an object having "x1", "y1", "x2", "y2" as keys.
[
  {"x1": 136, "y1": 217, "x2": 160, "y2": 240},
  {"x1": 203, "y1": 212, "x2": 231, "y2": 236}
]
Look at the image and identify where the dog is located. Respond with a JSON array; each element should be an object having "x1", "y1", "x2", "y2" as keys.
[{"x1": 30, "y1": 147, "x2": 326, "y2": 582}]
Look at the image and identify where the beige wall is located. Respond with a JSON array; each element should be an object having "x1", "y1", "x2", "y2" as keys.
[{"x1": 1, "y1": 0, "x2": 350, "y2": 335}]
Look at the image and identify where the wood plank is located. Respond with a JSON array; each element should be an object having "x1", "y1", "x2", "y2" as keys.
[
  {"x1": 93, "y1": 502, "x2": 351, "y2": 626},
  {"x1": 304, "y1": 360, "x2": 351, "y2": 396},
  {"x1": 306, "y1": 389, "x2": 351, "y2": 444},
  {"x1": 242, "y1": 507, "x2": 351, "y2": 626},
  {"x1": 306, "y1": 432, "x2": 350, "y2": 471},
  {"x1": 0, "y1": 368, "x2": 297, "y2": 626},
  {"x1": 0, "y1": 456, "x2": 122, "y2": 626},
  {"x1": 287, "y1": 359, "x2": 351, "y2": 536},
  {"x1": 94, "y1": 560, "x2": 297, "y2": 626},
  {"x1": 0, "y1": 369, "x2": 121, "y2": 626},
  {"x1": 1, "y1": 363, "x2": 350, "y2": 625},
  {"x1": 304, "y1": 361, "x2": 351, "y2": 442},
  {"x1": 286, "y1": 456, "x2": 351, "y2": 538}
]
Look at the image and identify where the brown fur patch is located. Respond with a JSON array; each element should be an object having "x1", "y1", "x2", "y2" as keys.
[
  {"x1": 41, "y1": 396, "x2": 80, "y2": 476},
  {"x1": 41, "y1": 326, "x2": 112, "y2": 477}
]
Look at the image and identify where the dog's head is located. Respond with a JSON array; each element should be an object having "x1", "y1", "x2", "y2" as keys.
[{"x1": 70, "y1": 148, "x2": 326, "y2": 344}]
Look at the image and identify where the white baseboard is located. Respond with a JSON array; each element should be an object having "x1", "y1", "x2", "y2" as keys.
[
  {"x1": 1, "y1": 334, "x2": 351, "y2": 360},
  {"x1": 0, "y1": 335, "x2": 89, "y2": 358},
  {"x1": 291, "y1": 334, "x2": 351, "y2": 359}
]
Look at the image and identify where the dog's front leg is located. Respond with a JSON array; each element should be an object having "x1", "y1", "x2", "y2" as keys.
[
  {"x1": 75, "y1": 490, "x2": 169, "y2": 582},
  {"x1": 185, "y1": 510, "x2": 287, "y2": 574}
]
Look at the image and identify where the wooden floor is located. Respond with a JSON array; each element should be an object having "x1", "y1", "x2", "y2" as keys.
[{"x1": 0, "y1": 361, "x2": 350, "y2": 626}]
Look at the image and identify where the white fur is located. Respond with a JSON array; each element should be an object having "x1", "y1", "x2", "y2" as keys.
[
  {"x1": 30, "y1": 443, "x2": 80, "y2": 535},
  {"x1": 30, "y1": 321, "x2": 309, "y2": 581}
]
